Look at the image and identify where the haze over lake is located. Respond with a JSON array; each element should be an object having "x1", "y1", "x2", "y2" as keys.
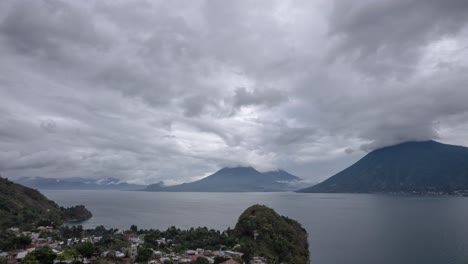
[{"x1": 43, "y1": 190, "x2": 468, "y2": 264}]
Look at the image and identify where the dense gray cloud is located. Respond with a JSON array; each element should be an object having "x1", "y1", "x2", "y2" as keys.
[
  {"x1": 0, "y1": 0, "x2": 467, "y2": 184},
  {"x1": 328, "y1": 0, "x2": 468, "y2": 76}
]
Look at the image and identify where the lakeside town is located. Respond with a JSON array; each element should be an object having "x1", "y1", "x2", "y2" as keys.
[
  {"x1": 0, "y1": 177, "x2": 309, "y2": 264},
  {"x1": 0, "y1": 225, "x2": 269, "y2": 264}
]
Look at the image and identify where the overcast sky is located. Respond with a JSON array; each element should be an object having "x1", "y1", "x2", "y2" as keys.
[{"x1": 1, "y1": 0, "x2": 468, "y2": 184}]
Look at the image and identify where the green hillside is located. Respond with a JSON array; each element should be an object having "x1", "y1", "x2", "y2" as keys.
[
  {"x1": 0, "y1": 177, "x2": 92, "y2": 230},
  {"x1": 233, "y1": 204, "x2": 309, "y2": 264}
]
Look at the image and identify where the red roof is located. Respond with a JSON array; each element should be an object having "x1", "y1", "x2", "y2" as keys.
[{"x1": 191, "y1": 255, "x2": 208, "y2": 261}]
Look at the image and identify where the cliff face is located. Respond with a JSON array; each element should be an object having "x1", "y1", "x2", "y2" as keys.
[
  {"x1": 0, "y1": 177, "x2": 92, "y2": 230},
  {"x1": 233, "y1": 204, "x2": 309, "y2": 264}
]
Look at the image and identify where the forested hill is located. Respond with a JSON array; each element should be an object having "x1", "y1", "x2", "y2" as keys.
[
  {"x1": 0, "y1": 177, "x2": 92, "y2": 230},
  {"x1": 233, "y1": 204, "x2": 309, "y2": 264},
  {"x1": 298, "y1": 140, "x2": 468, "y2": 194}
]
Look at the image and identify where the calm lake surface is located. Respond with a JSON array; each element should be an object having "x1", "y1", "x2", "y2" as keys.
[{"x1": 42, "y1": 190, "x2": 468, "y2": 264}]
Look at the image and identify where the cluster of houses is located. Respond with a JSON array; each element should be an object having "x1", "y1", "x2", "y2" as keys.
[
  {"x1": 0, "y1": 227, "x2": 269, "y2": 264},
  {"x1": 148, "y1": 248, "x2": 244, "y2": 264},
  {"x1": 1, "y1": 226, "x2": 102, "y2": 264}
]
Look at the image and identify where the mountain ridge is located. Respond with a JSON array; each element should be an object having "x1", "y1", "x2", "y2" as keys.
[
  {"x1": 14, "y1": 176, "x2": 147, "y2": 190},
  {"x1": 144, "y1": 167, "x2": 304, "y2": 192},
  {"x1": 298, "y1": 140, "x2": 468, "y2": 194}
]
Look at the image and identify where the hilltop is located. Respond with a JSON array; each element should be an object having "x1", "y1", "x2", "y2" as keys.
[
  {"x1": 144, "y1": 167, "x2": 304, "y2": 192},
  {"x1": 233, "y1": 204, "x2": 309, "y2": 264},
  {"x1": 0, "y1": 177, "x2": 92, "y2": 230},
  {"x1": 298, "y1": 140, "x2": 468, "y2": 194}
]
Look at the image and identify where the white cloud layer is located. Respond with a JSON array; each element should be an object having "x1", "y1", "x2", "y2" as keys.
[{"x1": 1, "y1": 0, "x2": 468, "y2": 184}]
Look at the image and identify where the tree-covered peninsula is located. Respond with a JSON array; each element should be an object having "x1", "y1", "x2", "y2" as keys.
[{"x1": 0, "y1": 177, "x2": 92, "y2": 230}]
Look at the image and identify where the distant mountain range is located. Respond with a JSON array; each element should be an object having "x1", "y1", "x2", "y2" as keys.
[
  {"x1": 144, "y1": 167, "x2": 307, "y2": 192},
  {"x1": 298, "y1": 140, "x2": 468, "y2": 194},
  {"x1": 13, "y1": 177, "x2": 146, "y2": 190},
  {"x1": 17, "y1": 140, "x2": 467, "y2": 194}
]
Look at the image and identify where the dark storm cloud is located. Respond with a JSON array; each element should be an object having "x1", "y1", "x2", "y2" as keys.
[
  {"x1": 328, "y1": 0, "x2": 468, "y2": 76},
  {"x1": 0, "y1": 0, "x2": 467, "y2": 183},
  {"x1": 0, "y1": 0, "x2": 108, "y2": 67}
]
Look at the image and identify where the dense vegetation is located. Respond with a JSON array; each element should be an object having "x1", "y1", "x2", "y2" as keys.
[
  {"x1": 141, "y1": 226, "x2": 237, "y2": 252},
  {"x1": 0, "y1": 232, "x2": 31, "y2": 251},
  {"x1": 0, "y1": 177, "x2": 63, "y2": 230},
  {"x1": 1, "y1": 202, "x2": 309, "y2": 263},
  {"x1": 233, "y1": 205, "x2": 309, "y2": 264},
  {"x1": 61, "y1": 205, "x2": 93, "y2": 222},
  {"x1": 0, "y1": 177, "x2": 92, "y2": 230},
  {"x1": 23, "y1": 246, "x2": 57, "y2": 264},
  {"x1": 299, "y1": 140, "x2": 468, "y2": 194}
]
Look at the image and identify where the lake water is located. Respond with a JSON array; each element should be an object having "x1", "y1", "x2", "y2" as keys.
[{"x1": 42, "y1": 190, "x2": 468, "y2": 264}]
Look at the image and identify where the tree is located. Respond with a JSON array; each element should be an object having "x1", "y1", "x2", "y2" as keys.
[
  {"x1": 12, "y1": 236, "x2": 32, "y2": 249},
  {"x1": 136, "y1": 247, "x2": 153, "y2": 263},
  {"x1": 0, "y1": 232, "x2": 32, "y2": 251},
  {"x1": 214, "y1": 256, "x2": 230, "y2": 264},
  {"x1": 130, "y1": 225, "x2": 138, "y2": 233},
  {"x1": 193, "y1": 257, "x2": 209, "y2": 264},
  {"x1": 28, "y1": 247, "x2": 56, "y2": 264},
  {"x1": 75, "y1": 241, "x2": 95, "y2": 258},
  {"x1": 240, "y1": 241, "x2": 253, "y2": 264},
  {"x1": 21, "y1": 253, "x2": 40, "y2": 264},
  {"x1": 143, "y1": 230, "x2": 161, "y2": 248},
  {"x1": 57, "y1": 248, "x2": 80, "y2": 263}
]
